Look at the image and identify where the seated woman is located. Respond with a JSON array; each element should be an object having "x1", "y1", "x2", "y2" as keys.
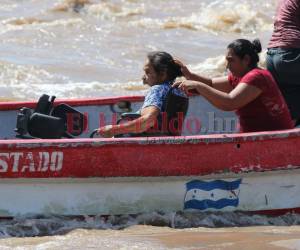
[
  {"x1": 96, "y1": 51, "x2": 187, "y2": 137},
  {"x1": 173, "y1": 39, "x2": 294, "y2": 133}
]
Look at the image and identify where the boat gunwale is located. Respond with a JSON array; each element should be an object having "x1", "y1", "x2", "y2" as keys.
[
  {"x1": 0, "y1": 96, "x2": 145, "y2": 111},
  {"x1": 0, "y1": 128, "x2": 299, "y2": 148}
]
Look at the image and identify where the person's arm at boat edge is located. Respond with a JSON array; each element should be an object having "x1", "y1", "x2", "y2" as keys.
[
  {"x1": 96, "y1": 106, "x2": 159, "y2": 137},
  {"x1": 172, "y1": 80, "x2": 262, "y2": 111},
  {"x1": 174, "y1": 59, "x2": 233, "y2": 93}
]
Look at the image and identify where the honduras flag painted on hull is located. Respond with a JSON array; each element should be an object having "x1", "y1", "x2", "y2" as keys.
[{"x1": 184, "y1": 179, "x2": 242, "y2": 210}]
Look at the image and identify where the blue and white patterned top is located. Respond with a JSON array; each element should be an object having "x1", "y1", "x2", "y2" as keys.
[{"x1": 141, "y1": 81, "x2": 187, "y2": 111}]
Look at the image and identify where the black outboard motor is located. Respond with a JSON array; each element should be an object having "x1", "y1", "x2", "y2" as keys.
[{"x1": 15, "y1": 94, "x2": 85, "y2": 139}]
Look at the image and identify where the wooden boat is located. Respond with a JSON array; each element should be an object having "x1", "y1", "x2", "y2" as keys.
[{"x1": 0, "y1": 94, "x2": 299, "y2": 217}]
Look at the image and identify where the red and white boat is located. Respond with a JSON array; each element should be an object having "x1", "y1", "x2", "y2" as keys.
[{"x1": 0, "y1": 94, "x2": 299, "y2": 217}]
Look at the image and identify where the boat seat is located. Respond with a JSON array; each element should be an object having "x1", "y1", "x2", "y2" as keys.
[
  {"x1": 116, "y1": 89, "x2": 189, "y2": 137},
  {"x1": 15, "y1": 94, "x2": 85, "y2": 139},
  {"x1": 164, "y1": 89, "x2": 189, "y2": 136}
]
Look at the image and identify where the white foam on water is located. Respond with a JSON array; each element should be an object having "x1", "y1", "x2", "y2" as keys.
[
  {"x1": 196, "y1": 0, "x2": 274, "y2": 34},
  {"x1": 0, "y1": 60, "x2": 147, "y2": 99},
  {"x1": 188, "y1": 55, "x2": 227, "y2": 77},
  {"x1": 86, "y1": 2, "x2": 145, "y2": 19},
  {"x1": 129, "y1": 0, "x2": 275, "y2": 35},
  {"x1": 0, "y1": 50, "x2": 269, "y2": 100},
  {"x1": 187, "y1": 50, "x2": 267, "y2": 79},
  {"x1": 1, "y1": 18, "x2": 85, "y2": 35},
  {"x1": 0, "y1": 61, "x2": 68, "y2": 100}
]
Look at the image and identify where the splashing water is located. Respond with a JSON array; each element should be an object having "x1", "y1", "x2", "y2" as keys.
[
  {"x1": 0, "y1": 0, "x2": 276, "y2": 100},
  {"x1": 0, "y1": 211, "x2": 300, "y2": 238}
]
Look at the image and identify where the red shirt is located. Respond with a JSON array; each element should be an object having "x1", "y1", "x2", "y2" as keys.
[
  {"x1": 228, "y1": 68, "x2": 294, "y2": 132},
  {"x1": 268, "y1": 0, "x2": 300, "y2": 48}
]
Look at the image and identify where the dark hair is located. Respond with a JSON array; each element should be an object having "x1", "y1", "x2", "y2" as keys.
[
  {"x1": 227, "y1": 39, "x2": 262, "y2": 68},
  {"x1": 147, "y1": 51, "x2": 182, "y2": 82}
]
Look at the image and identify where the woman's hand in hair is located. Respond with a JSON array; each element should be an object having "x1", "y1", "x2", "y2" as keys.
[
  {"x1": 174, "y1": 59, "x2": 213, "y2": 86},
  {"x1": 172, "y1": 80, "x2": 201, "y2": 95},
  {"x1": 174, "y1": 59, "x2": 192, "y2": 80}
]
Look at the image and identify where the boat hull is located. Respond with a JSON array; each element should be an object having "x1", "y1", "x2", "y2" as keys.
[
  {"x1": 0, "y1": 96, "x2": 299, "y2": 216},
  {"x1": 1, "y1": 171, "x2": 300, "y2": 217}
]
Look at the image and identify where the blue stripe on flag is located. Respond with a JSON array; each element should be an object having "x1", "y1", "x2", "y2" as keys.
[
  {"x1": 184, "y1": 198, "x2": 239, "y2": 210},
  {"x1": 186, "y1": 179, "x2": 242, "y2": 192}
]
